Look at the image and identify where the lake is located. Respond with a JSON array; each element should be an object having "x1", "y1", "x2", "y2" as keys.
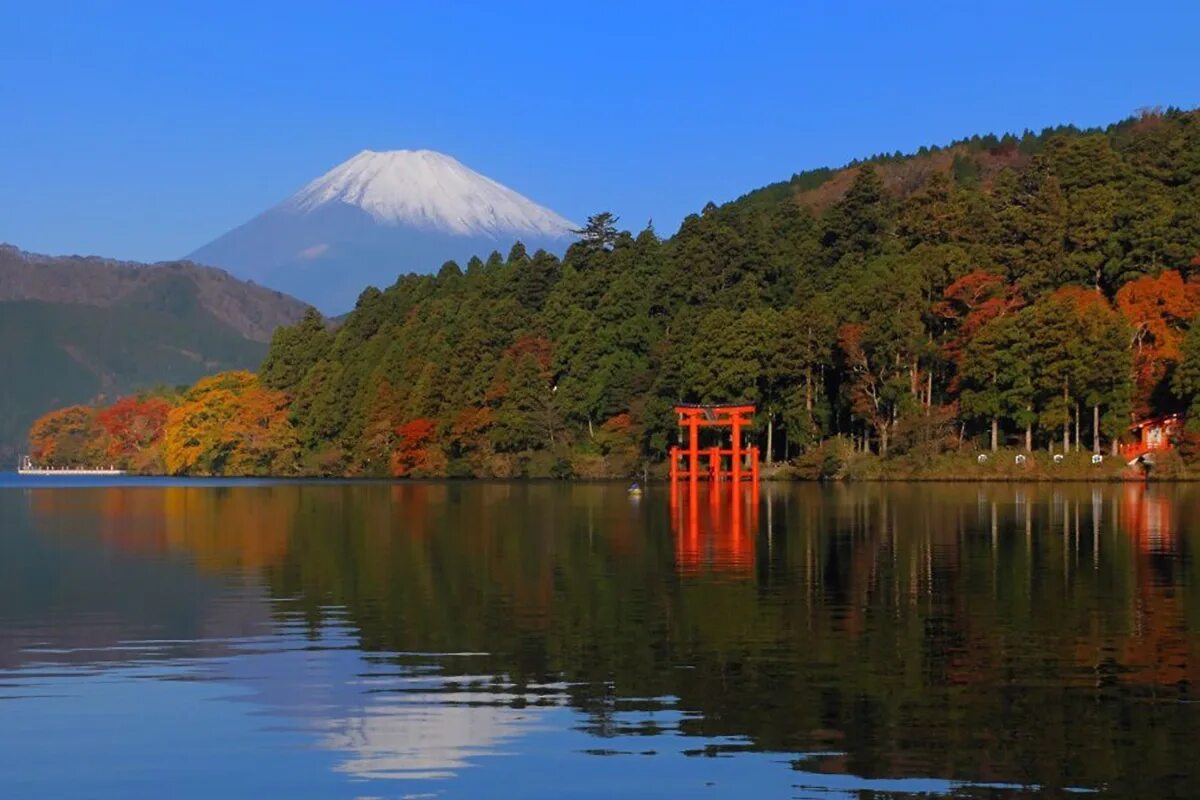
[{"x1": 0, "y1": 478, "x2": 1197, "y2": 798}]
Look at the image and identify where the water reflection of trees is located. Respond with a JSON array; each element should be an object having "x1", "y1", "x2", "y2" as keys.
[
  {"x1": 28, "y1": 486, "x2": 295, "y2": 571},
  {"x1": 27, "y1": 482, "x2": 1200, "y2": 795}
]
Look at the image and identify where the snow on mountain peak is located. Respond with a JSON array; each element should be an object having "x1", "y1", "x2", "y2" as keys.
[{"x1": 287, "y1": 149, "x2": 577, "y2": 238}]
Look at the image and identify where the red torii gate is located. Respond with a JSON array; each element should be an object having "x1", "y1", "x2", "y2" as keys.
[{"x1": 669, "y1": 404, "x2": 760, "y2": 485}]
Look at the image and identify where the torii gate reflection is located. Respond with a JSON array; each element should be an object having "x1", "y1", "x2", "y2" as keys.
[{"x1": 669, "y1": 481, "x2": 760, "y2": 575}]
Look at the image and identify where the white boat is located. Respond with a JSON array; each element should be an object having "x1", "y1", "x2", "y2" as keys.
[{"x1": 17, "y1": 455, "x2": 126, "y2": 476}]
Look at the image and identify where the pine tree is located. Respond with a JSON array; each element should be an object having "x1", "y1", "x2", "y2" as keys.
[{"x1": 572, "y1": 212, "x2": 620, "y2": 252}]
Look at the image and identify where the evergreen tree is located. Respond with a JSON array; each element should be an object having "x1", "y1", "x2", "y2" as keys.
[
  {"x1": 821, "y1": 165, "x2": 893, "y2": 267},
  {"x1": 260, "y1": 307, "x2": 330, "y2": 391},
  {"x1": 1173, "y1": 320, "x2": 1200, "y2": 431},
  {"x1": 572, "y1": 212, "x2": 620, "y2": 252}
]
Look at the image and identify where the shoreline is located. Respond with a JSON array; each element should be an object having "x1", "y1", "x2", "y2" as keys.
[
  {"x1": 1, "y1": 472, "x2": 1189, "y2": 485},
  {"x1": 4, "y1": 447, "x2": 1187, "y2": 484}
]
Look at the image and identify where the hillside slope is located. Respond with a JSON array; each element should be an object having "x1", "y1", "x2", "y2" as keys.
[
  {"x1": 0, "y1": 245, "x2": 307, "y2": 341},
  {"x1": 0, "y1": 246, "x2": 310, "y2": 462}
]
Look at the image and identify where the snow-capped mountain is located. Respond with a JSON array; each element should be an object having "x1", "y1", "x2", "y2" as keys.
[{"x1": 188, "y1": 150, "x2": 577, "y2": 313}]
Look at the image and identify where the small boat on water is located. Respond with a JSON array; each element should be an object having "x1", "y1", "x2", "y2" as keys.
[
  {"x1": 628, "y1": 482, "x2": 643, "y2": 497},
  {"x1": 17, "y1": 455, "x2": 126, "y2": 476}
]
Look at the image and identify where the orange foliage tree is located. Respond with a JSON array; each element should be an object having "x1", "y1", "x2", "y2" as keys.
[{"x1": 1115, "y1": 270, "x2": 1200, "y2": 415}]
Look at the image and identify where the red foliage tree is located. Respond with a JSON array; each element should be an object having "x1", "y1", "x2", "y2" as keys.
[
  {"x1": 601, "y1": 412, "x2": 633, "y2": 433},
  {"x1": 94, "y1": 396, "x2": 172, "y2": 461},
  {"x1": 390, "y1": 418, "x2": 440, "y2": 477},
  {"x1": 934, "y1": 270, "x2": 1023, "y2": 373}
]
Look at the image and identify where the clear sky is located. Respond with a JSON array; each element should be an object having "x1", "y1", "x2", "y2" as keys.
[{"x1": 2, "y1": 0, "x2": 1198, "y2": 262}]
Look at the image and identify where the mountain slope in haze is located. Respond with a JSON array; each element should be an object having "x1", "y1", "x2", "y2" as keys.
[
  {"x1": 187, "y1": 149, "x2": 577, "y2": 313},
  {"x1": 1, "y1": 244, "x2": 307, "y2": 341},
  {"x1": 0, "y1": 245, "x2": 310, "y2": 462}
]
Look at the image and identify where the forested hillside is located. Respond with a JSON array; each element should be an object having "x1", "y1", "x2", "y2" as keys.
[
  {"x1": 0, "y1": 246, "x2": 309, "y2": 464},
  {"x1": 30, "y1": 108, "x2": 1200, "y2": 477}
]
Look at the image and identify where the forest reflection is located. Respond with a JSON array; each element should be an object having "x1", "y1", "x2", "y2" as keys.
[{"x1": 20, "y1": 481, "x2": 1200, "y2": 795}]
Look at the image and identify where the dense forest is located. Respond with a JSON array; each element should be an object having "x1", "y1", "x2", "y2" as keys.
[{"x1": 28, "y1": 108, "x2": 1200, "y2": 477}]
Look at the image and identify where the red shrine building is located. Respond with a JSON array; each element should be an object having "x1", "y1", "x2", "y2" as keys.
[
  {"x1": 669, "y1": 404, "x2": 760, "y2": 484},
  {"x1": 1122, "y1": 414, "x2": 1182, "y2": 460}
]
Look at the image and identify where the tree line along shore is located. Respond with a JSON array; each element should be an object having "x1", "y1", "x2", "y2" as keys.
[{"x1": 26, "y1": 109, "x2": 1200, "y2": 480}]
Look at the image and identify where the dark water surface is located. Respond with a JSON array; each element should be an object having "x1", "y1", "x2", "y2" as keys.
[{"x1": 1, "y1": 478, "x2": 1197, "y2": 798}]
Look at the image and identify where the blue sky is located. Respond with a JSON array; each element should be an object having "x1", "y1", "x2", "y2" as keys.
[{"x1": 1, "y1": 0, "x2": 1198, "y2": 262}]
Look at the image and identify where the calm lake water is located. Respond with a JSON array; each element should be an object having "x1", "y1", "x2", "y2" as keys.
[{"x1": 1, "y1": 478, "x2": 1197, "y2": 798}]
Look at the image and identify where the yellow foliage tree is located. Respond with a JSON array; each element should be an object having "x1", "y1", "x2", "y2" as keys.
[{"x1": 163, "y1": 371, "x2": 299, "y2": 475}]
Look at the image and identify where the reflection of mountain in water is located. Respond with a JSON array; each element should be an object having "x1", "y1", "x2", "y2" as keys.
[{"x1": 323, "y1": 688, "x2": 543, "y2": 780}]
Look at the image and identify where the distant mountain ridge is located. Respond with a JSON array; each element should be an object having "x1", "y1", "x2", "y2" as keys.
[
  {"x1": 187, "y1": 150, "x2": 577, "y2": 313},
  {"x1": 0, "y1": 244, "x2": 306, "y2": 341},
  {"x1": 0, "y1": 245, "x2": 310, "y2": 462}
]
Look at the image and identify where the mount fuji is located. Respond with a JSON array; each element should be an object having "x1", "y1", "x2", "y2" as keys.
[{"x1": 187, "y1": 150, "x2": 578, "y2": 313}]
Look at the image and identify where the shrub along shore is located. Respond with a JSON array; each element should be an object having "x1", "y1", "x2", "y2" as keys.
[{"x1": 776, "y1": 444, "x2": 1177, "y2": 481}]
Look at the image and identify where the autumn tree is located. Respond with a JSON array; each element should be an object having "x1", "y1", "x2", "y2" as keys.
[
  {"x1": 390, "y1": 418, "x2": 444, "y2": 477},
  {"x1": 490, "y1": 345, "x2": 560, "y2": 453},
  {"x1": 28, "y1": 406, "x2": 103, "y2": 466},
  {"x1": 934, "y1": 270, "x2": 1022, "y2": 373},
  {"x1": 94, "y1": 395, "x2": 173, "y2": 470},
  {"x1": 357, "y1": 378, "x2": 403, "y2": 474},
  {"x1": 837, "y1": 259, "x2": 927, "y2": 455},
  {"x1": 164, "y1": 371, "x2": 298, "y2": 475},
  {"x1": 1115, "y1": 270, "x2": 1200, "y2": 415}
]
